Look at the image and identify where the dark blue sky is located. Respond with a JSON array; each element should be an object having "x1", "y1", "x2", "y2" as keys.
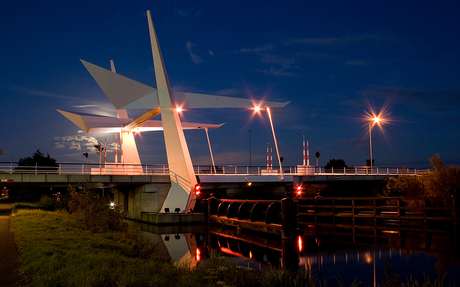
[{"x1": 1, "y1": 1, "x2": 459, "y2": 168}]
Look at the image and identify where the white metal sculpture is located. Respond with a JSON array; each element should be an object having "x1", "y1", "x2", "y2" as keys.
[{"x1": 58, "y1": 10, "x2": 289, "y2": 213}]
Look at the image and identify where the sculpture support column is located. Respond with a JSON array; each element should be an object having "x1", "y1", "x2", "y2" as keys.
[{"x1": 147, "y1": 10, "x2": 197, "y2": 213}]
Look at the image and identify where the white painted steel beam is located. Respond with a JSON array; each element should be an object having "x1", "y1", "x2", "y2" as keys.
[{"x1": 147, "y1": 10, "x2": 197, "y2": 213}]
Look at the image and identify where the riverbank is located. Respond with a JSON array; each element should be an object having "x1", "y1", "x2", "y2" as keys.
[
  {"x1": 11, "y1": 209, "x2": 319, "y2": 287},
  {"x1": 10, "y1": 207, "x2": 454, "y2": 286}
]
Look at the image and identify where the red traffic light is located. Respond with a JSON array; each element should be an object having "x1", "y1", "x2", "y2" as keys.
[
  {"x1": 195, "y1": 184, "x2": 201, "y2": 197},
  {"x1": 296, "y1": 186, "x2": 302, "y2": 197}
]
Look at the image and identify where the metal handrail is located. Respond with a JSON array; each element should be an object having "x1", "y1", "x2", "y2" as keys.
[{"x1": 0, "y1": 162, "x2": 430, "y2": 176}]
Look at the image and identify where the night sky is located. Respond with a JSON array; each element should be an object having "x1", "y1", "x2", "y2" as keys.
[{"x1": 1, "y1": 1, "x2": 459, "y2": 169}]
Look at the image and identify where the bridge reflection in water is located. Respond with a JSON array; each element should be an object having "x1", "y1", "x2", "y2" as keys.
[{"x1": 136, "y1": 221, "x2": 460, "y2": 286}]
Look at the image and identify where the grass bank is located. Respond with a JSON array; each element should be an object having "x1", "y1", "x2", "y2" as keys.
[
  {"x1": 11, "y1": 209, "x2": 453, "y2": 287},
  {"x1": 11, "y1": 209, "x2": 317, "y2": 287}
]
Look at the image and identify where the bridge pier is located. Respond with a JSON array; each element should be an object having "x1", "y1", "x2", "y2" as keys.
[{"x1": 113, "y1": 183, "x2": 170, "y2": 220}]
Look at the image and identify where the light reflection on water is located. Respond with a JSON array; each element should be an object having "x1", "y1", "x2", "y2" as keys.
[{"x1": 133, "y1": 222, "x2": 460, "y2": 286}]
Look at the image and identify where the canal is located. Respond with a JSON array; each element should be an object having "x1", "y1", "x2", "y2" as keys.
[{"x1": 131, "y1": 222, "x2": 460, "y2": 286}]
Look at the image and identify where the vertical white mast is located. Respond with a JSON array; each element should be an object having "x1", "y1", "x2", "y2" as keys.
[
  {"x1": 147, "y1": 10, "x2": 197, "y2": 212},
  {"x1": 303, "y1": 135, "x2": 305, "y2": 166}
]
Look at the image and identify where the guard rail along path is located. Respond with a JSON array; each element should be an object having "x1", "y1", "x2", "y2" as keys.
[
  {"x1": 0, "y1": 162, "x2": 430, "y2": 176},
  {"x1": 297, "y1": 196, "x2": 458, "y2": 235}
]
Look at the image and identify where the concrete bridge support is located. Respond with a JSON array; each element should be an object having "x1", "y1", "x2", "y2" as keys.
[{"x1": 113, "y1": 183, "x2": 170, "y2": 220}]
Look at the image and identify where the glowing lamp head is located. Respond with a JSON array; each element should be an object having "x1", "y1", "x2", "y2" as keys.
[
  {"x1": 296, "y1": 186, "x2": 302, "y2": 197},
  {"x1": 254, "y1": 106, "x2": 261, "y2": 113},
  {"x1": 176, "y1": 107, "x2": 183, "y2": 113},
  {"x1": 373, "y1": 117, "x2": 380, "y2": 123},
  {"x1": 196, "y1": 248, "x2": 201, "y2": 262},
  {"x1": 195, "y1": 184, "x2": 201, "y2": 197}
]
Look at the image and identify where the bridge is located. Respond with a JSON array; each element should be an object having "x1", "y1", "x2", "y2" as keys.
[{"x1": 1, "y1": 161, "x2": 428, "y2": 222}]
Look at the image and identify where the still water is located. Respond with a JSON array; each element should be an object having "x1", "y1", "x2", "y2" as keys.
[{"x1": 132, "y1": 223, "x2": 460, "y2": 286}]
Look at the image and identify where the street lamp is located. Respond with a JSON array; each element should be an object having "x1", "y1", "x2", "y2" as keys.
[
  {"x1": 248, "y1": 130, "x2": 252, "y2": 167},
  {"x1": 266, "y1": 107, "x2": 283, "y2": 180},
  {"x1": 369, "y1": 116, "x2": 380, "y2": 170},
  {"x1": 253, "y1": 106, "x2": 283, "y2": 180}
]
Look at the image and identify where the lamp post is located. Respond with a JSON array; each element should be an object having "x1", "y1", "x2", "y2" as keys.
[
  {"x1": 249, "y1": 130, "x2": 252, "y2": 167},
  {"x1": 266, "y1": 107, "x2": 283, "y2": 180},
  {"x1": 369, "y1": 117, "x2": 380, "y2": 170}
]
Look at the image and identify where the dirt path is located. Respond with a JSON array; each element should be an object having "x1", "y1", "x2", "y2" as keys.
[{"x1": 0, "y1": 197, "x2": 24, "y2": 286}]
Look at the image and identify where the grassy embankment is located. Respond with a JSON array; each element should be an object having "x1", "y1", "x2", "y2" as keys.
[
  {"x1": 11, "y1": 209, "x2": 317, "y2": 287},
  {"x1": 10, "y1": 203, "x2": 452, "y2": 287}
]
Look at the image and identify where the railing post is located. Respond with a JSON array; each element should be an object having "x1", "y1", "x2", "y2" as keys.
[
  {"x1": 281, "y1": 197, "x2": 298, "y2": 240},
  {"x1": 344, "y1": 167, "x2": 346, "y2": 175},
  {"x1": 59, "y1": 164, "x2": 61, "y2": 175},
  {"x1": 355, "y1": 167, "x2": 357, "y2": 175},
  {"x1": 35, "y1": 163, "x2": 37, "y2": 174},
  {"x1": 332, "y1": 167, "x2": 334, "y2": 174},
  {"x1": 376, "y1": 167, "x2": 379, "y2": 175},
  {"x1": 10, "y1": 162, "x2": 12, "y2": 174},
  {"x1": 235, "y1": 166, "x2": 237, "y2": 175}
]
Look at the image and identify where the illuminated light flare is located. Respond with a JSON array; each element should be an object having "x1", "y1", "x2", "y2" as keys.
[
  {"x1": 298, "y1": 235, "x2": 303, "y2": 252},
  {"x1": 196, "y1": 248, "x2": 201, "y2": 262},
  {"x1": 195, "y1": 184, "x2": 201, "y2": 197},
  {"x1": 296, "y1": 186, "x2": 302, "y2": 197},
  {"x1": 176, "y1": 107, "x2": 183, "y2": 113}
]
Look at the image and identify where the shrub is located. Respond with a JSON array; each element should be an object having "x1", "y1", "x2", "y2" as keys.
[
  {"x1": 67, "y1": 185, "x2": 126, "y2": 233},
  {"x1": 38, "y1": 195, "x2": 57, "y2": 211}
]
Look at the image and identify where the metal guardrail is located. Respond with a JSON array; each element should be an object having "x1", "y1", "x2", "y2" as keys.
[{"x1": 0, "y1": 162, "x2": 430, "y2": 176}]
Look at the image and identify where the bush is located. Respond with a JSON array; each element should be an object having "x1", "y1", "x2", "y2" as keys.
[
  {"x1": 38, "y1": 195, "x2": 57, "y2": 211},
  {"x1": 67, "y1": 185, "x2": 126, "y2": 233},
  {"x1": 383, "y1": 155, "x2": 460, "y2": 198}
]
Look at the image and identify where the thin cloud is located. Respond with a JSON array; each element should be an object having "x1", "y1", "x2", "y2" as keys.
[
  {"x1": 73, "y1": 104, "x2": 98, "y2": 108},
  {"x1": 236, "y1": 44, "x2": 274, "y2": 54},
  {"x1": 55, "y1": 142, "x2": 65, "y2": 149},
  {"x1": 261, "y1": 54, "x2": 294, "y2": 69},
  {"x1": 345, "y1": 60, "x2": 369, "y2": 66},
  {"x1": 367, "y1": 86, "x2": 460, "y2": 113},
  {"x1": 12, "y1": 86, "x2": 78, "y2": 100},
  {"x1": 256, "y1": 67, "x2": 295, "y2": 77},
  {"x1": 288, "y1": 34, "x2": 379, "y2": 45},
  {"x1": 174, "y1": 8, "x2": 201, "y2": 17},
  {"x1": 186, "y1": 41, "x2": 203, "y2": 64},
  {"x1": 69, "y1": 142, "x2": 81, "y2": 150}
]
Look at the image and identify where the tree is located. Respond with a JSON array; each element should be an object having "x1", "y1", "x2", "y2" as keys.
[
  {"x1": 366, "y1": 159, "x2": 374, "y2": 167},
  {"x1": 324, "y1": 159, "x2": 347, "y2": 170},
  {"x1": 17, "y1": 149, "x2": 58, "y2": 171},
  {"x1": 383, "y1": 154, "x2": 460, "y2": 198},
  {"x1": 423, "y1": 154, "x2": 460, "y2": 197}
]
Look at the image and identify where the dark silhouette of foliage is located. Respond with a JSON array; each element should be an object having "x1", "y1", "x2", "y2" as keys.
[
  {"x1": 16, "y1": 149, "x2": 58, "y2": 171},
  {"x1": 67, "y1": 185, "x2": 126, "y2": 233},
  {"x1": 325, "y1": 159, "x2": 347, "y2": 170},
  {"x1": 384, "y1": 154, "x2": 460, "y2": 198},
  {"x1": 366, "y1": 159, "x2": 375, "y2": 167}
]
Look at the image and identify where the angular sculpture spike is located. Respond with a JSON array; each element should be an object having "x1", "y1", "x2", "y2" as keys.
[{"x1": 147, "y1": 10, "x2": 198, "y2": 212}]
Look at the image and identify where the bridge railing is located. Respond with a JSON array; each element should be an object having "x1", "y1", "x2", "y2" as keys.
[{"x1": 0, "y1": 162, "x2": 430, "y2": 176}]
